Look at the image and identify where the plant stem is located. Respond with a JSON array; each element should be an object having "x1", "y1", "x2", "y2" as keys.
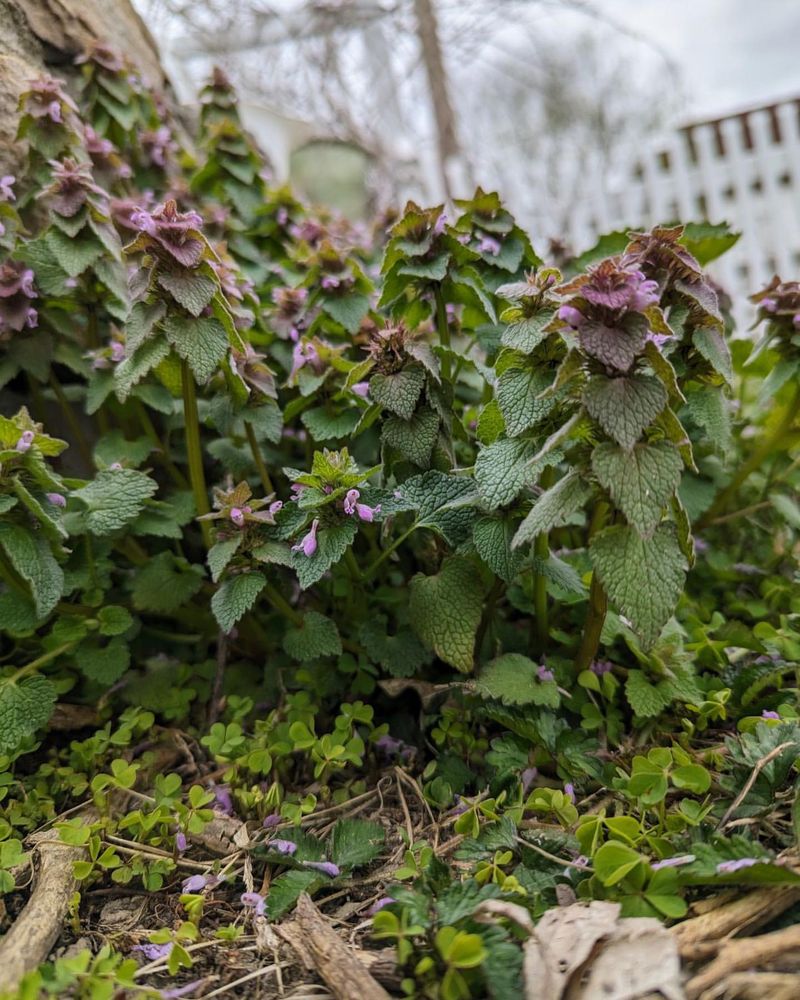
[
  {"x1": 531, "y1": 466, "x2": 556, "y2": 655},
  {"x1": 698, "y1": 385, "x2": 799, "y2": 529},
  {"x1": 48, "y1": 373, "x2": 93, "y2": 468},
  {"x1": 574, "y1": 500, "x2": 610, "y2": 672},
  {"x1": 262, "y1": 582, "x2": 302, "y2": 625},
  {"x1": 180, "y1": 360, "x2": 212, "y2": 548},
  {"x1": 134, "y1": 400, "x2": 188, "y2": 489},
  {"x1": 244, "y1": 420, "x2": 274, "y2": 494},
  {"x1": 363, "y1": 522, "x2": 418, "y2": 580},
  {"x1": 574, "y1": 573, "x2": 608, "y2": 674},
  {"x1": 434, "y1": 284, "x2": 451, "y2": 381},
  {"x1": 9, "y1": 642, "x2": 76, "y2": 684}
]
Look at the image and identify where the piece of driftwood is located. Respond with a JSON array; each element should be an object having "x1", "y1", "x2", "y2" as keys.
[
  {"x1": 294, "y1": 894, "x2": 391, "y2": 1000},
  {"x1": 672, "y1": 886, "x2": 800, "y2": 957},
  {"x1": 686, "y1": 924, "x2": 800, "y2": 999},
  {"x1": 709, "y1": 972, "x2": 800, "y2": 1000},
  {"x1": 0, "y1": 813, "x2": 96, "y2": 994}
]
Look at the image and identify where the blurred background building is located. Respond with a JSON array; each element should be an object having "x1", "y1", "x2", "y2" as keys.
[{"x1": 136, "y1": 0, "x2": 800, "y2": 325}]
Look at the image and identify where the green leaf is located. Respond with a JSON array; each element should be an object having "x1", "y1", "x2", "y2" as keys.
[
  {"x1": 97, "y1": 606, "x2": 134, "y2": 637},
  {"x1": 329, "y1": 819, "x2": 384, "y2": 868},
  {"x1": 692, "y1": 326, "x2": 733, "y2": 384},
  {"x1": 124, "y1": 301, "x2": 166, "y2": 353},
  {"x1": 301, "y1": 407, "x2": 359, "y2": 443},
  {"x1": 0, "y1": 522, "x2": 63, "y2": 617},
  {"x1": 382, "y1": 407, "x2": 439, "y2": 466},
  {"x1": 321, "y1": 293, "x2": 370, "y2": 334},
  {"x1": 590, "y1": 524, "x2": 687, "y2": 648},
  {"x1": 475, "y1": 438, "x2": 531, "y2": 510},
  {"x1": 45, "y1": 226, "x2": 104, "y2": 277},
  {"x1": 500, "y1": 309, "x2": 554, "y2": 353},
  {"x1": 591, "y1": 441, "x2": 682, "y2": 536},
  {"x1": 131, "y1": 552, "x2": 204, "y2": 613},
  {"x1": 475, "y1": 654, "x2": 560, "y2": 707},
  {"x1": 496, "y1": 366, "x2": 554, "y2": 437},
  {"x1": 625, "y1": 670, "x2": 672, "y2": 718},
  {"x1": 283, "y1": 611, "x2": 342, "y2": 662},
  {"x1": 157, "y1": 271, "x2": 217, "y2": 317},
  {"x1": 208, "y1": 536, "x2": 243, "y2": 583},
  {"x1": 162, "y1": 315, "x2": 229, "y2": 383},
  {"x1": 266, "y1": 870, "x2": 317, "y2": 919},
  {"x1": 76, "y1": 638, "x2": 130, "y2": 684},
  {"x1": 408, "y1": 555, "x2": 485, "y2": 672},
  {"x1": 370, "y1": 366, "x2": 425, "y2": 420},
  {"x1": 473, "y1": 515, "x2": 524, "y2": 582},
  {"x1": 593, "y1": 842, "x2": 644, "y2": 886},
  {"x1": 580, "y1": 315, "x2": 648, "y2": 372},
  {"x1": 684, "y1": 387, "x2": 732, "y2": 451},
  {"x1": 680, "y1": 221, "x2": 740, "y2": 265},
  {"x1": 0, "y1": 675, "x2": 56, "y2": 753},
  {"x1": 93, "y1": 431, "x2": 152, "y2": 470},
  {"x1": 358, "y1": 618, "x2": 432, "y2": 677},
  {"x1": 211, "y1": 572, "x2": 266, "y2": 633},
  {"x1": 583, "y1": 374, "x2": 667, "y2": 451},
  {"x1": 292, "y1": 519, "x2": 358, "y2": 590},
  {"x1": 74, "y1": 469, "x2": 158, "y2": 535},
  {"x1": 512, "y1": 470, "x2": 591, "y2": 548},
  {"x1": 114, "y1": 336, "x2": 171, "y2": 402},
  {"x1": 399, "y1": 471, "x2": 477, "y2": 547}
]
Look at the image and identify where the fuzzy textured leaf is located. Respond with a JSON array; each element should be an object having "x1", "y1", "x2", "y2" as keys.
[
  {"x1": 513, "y1": 470, "x2": 592, "y2": 548},
  {"x1": 591, "y1": 441, "x2": 682, "y2": 536},
  {"x1": 583, "y1": 374, "x2": 667, "y2": 451},
  {"x1": 408, "y1": 555, "x2": 485, "y2": 672},
  {"x1": 283, "y1": 611, "x2": 342, "y2": 662},
  {"x1": 590, "y1": 524, "x2": 687, "y2": 648},
  {"x1": 74, "y1": 469, "x2": 158, "y2": 535},
  {"x1": 211, "y1": 572, "x2": 266, "y2": 633}
]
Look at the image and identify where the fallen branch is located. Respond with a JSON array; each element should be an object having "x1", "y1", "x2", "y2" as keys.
[
  {"x1": 711, "y1": 972, "x2": 800, "y2": 1000},
  {"x1": 293, "y1": 894, "x2": 391, "y2": 1000},
  {"x1": 0, "y1": 811, "x2": 96, "y2": 994},
  {"x1": 673, "y1": 885, "x2": 800, "y2": 957},
  {"x1": 686, "y1": 924, "x2": 800, "y2": 999},
  {"x1": 717, "y1": 740, "x2": 796, "y2": 829}
]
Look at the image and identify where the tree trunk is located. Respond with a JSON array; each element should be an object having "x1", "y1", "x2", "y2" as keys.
[{"x1": 0, "y1": 0, "x2": 165, "y2": 172}]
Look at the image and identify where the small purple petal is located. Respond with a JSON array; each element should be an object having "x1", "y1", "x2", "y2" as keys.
[
  {"x1": 366, "y1": 897, "x2": 394, "y2": 916},
  {"x1": 564, "y1": 783, "x2": 576, "y2": 804},
  {"x1": 212, "y1": 784, "x2": 234, "y2": 816},
  {"x1": 352, "y1": 381, "x2": 369, "y2": 398},
  {"x1": 302, "y1": 860, "x2": 340, "y2": 878},
  {"x1": 175, "y1": 832, "x2": 187, "y2": 853},
  {"x1": 716, "y1": 858, "x2": 759, "y2": 874},
  {"x1": 133, "y1": 942, "x2": 173, "y2": 961},
  {"x1": 46, "y1": 492, "x2": 66, "y2": 508},
  {"x1": 240, "y1": 891, "x2": 266, "y2": 916},
  {"x1": 270, "y1": 839, "x2": 297, "y2": 856},
  {"x1": 762, "y1": 710, "x2": 781, "y2": 720},
  {"x1": 651, "y1": 853, "x2": 696, "y2": 870},
  {"x1": 263, "y1": 813, "x2": 281, "y2": 829},
  {"x1": 15, "y1": 430, "x2": 35, "y2": 453},
  {"x1": 537, "y1": 664, "x2": 554, "y2": 682}
]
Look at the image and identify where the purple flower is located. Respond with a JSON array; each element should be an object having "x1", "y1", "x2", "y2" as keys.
[
  {"x1": 40, "y1": 158, "x2": 107, "y2": 217},
  {"x1": 175, "y1": 831, "x2": 187, "y2": 853},
  {"x1": 321, "y1": 274, "x2": 340, "y2": 290},
  {"x1": 20, "y1": 270, "x2": 35, "y2": 298},
  {"x1": 46, "y1": 492, "x2": 66, "y2": 507},
  {"x1": 23, "y1": 75, "x2": 78, "y2": 123},
  {"x1": 292, "y1": 519, "x2": 319, "y2": 558},
  {"x1": 140, "y1": 125, "x2": 177, "y2": 168},
  {"x1": 0, "y1": 175, "x2": 14, "y2": 202},
  {"x1": 110, "y1": 341, "x2": 126, "y2": 363},
  {"x1": 352, "y1": 381, "x2": 369, "y2": 398},
  {"x1": 477, "y1": 234, "x2": 501, "y2": 256},
  {"x1": 182, "y1": 873, "x2": 220, "y2": 893},
  {"x1": 277, "y1": 207, "x2": 289, "y2": 226},
  {"x1": 15, "y1": 430, "x2": 34, "y2": 453},
  {"x1": 134, "y1": 942, "x2": 173, "y2": 961},
  {"x1": 270, "y1": 839, "x2": 297, "y2": 856},
  {"x1": 793, "y1": 313, "x2": 800, "y2": 327},
  {"x1": 230, "y1": 507, "x2": 245, "y2": 527},
  {"x1": 581, "y1": 262, "x2": 660, "y2": 312},
  {"x1": 130, "y1": 200, "x2": 204, "y2": 268},
  {"x1": 241, "y1": 891, "x2": 266, "y2": 916},
  {"x1": 564, "y1": 783, "x2": 576, "y2": 804},
  {"x1": 590, "y1": 660, "x2": 613, "y2": 676},
  {"x1": 367, "y1": 897, "x2": 394, "y2": 916},
  {"x1": 344, "y1": 489, "x2": 360, "y2": 515},
  {"x1": 761, "y1": 297, "x2": 777, "y2": 313},
  {"x1": 521, "y1": 767, "x2": 538, "y2": 794},
  {"x1": 211, "y1": 784, "x2": 233, "y2": 816},
  {"x1": 433, "y1": 212, "x2": 447, "y2": 236},
  {"x1": 558, "y1": 304, "x2": 584, "y2": 328},
  {"x1": 375, "y1": 734, "x2": 414, "y2": 760},
  {"x1": 263, "y1": 813, "x2": 281, "y2": 829},
  {"x1": 651, "y1": 853, "x2": 696, "y2": 870},
  {"x1": 761, "y1": 710, "x2": 781, "y2": 720},
  {"x1": 162, "y1": 980, "x2": 204, "y2": 999},
  {"x1": 356, "y1": 502, "x2": 380, "y2": 522},
  {"x1": 716, "y1": 858, "x2": 759, "y2": 874},
  {"x1": 537, "y1": 664, "x2": 554, "y2": 682},
  {"x1": 647, "y1": 331, "x2": 672, "y2": 348},
  {"x1": 268, "y1": 500, "x2": 283, "y2": 516},
  {"x1": 302, "y1": 860, "x2": 340, "y2": 878}
]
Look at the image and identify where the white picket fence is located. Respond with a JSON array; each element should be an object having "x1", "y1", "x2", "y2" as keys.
[{"x1": 564, "y1": 99, "x2": 800, "y2": 329}]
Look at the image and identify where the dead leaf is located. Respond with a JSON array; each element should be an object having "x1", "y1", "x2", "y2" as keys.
[
  {"x1": 474, "y1": 899, "x2": 535, "y2": 936},
  {"x1": 523, "y1": 901, "x2": 685, "y2": 1000}
]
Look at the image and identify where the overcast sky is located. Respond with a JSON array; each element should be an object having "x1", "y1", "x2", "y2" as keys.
[{"x1": 599, "y1": 0, "x2": 800, "y2": 120}]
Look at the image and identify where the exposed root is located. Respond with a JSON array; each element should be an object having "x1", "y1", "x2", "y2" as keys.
[
  {"x1": 686, "y1": 924, "x2": 800, "y2": 999},
  {"x1": 0, "y1": 812, "x2": 96, "y2": 995}
]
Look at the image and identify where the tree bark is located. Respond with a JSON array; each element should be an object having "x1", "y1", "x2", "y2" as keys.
[{"x1": 0, "y1": 0, "x2": 164, "y2": 172}]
